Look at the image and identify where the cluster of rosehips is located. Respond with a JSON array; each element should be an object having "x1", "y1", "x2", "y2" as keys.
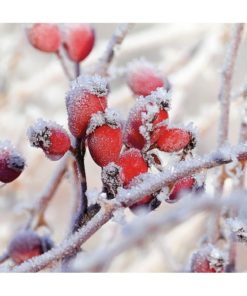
[{"x1": 0, "y1": 23, "x2": 200, "y2": 267}]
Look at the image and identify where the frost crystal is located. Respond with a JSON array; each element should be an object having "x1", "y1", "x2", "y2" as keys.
[
  {"x1": 112, "y1": 208, "x2": 126, "y2": 225},
  {"x1": 227, "y1": 218, "x2": 247, "y2": 243},
  {"x1": 27, "y1": 118, "x2": 66, "y2": 149},
  {"x1": 86, "y1": 108, "x2": 121, "y2": 135},
  {"x1": 66, "y1": 74, "x2": 109, "y2": 107},
  {"x1": 0, "y1": 140, "x2": 25, "y2": 171}
]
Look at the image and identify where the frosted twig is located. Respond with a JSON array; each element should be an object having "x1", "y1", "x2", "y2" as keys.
[
  {"x1": 218, "y1": 24, "x2": 244, "y2": 147},
  {"x1": 95, "y1": 23, "x2": 134, "y2": 76},
  {"x1": 9, "y1": 142, "x2": 247, "y2": 272},
  {"x1": 71, "y1": 193, "x2": 244, "y2": 272},
  {"x1": 26, "y1": 155, "x2": 69, "y2": 229}
]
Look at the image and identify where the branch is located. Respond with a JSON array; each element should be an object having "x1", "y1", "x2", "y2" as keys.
[
  {"x1": 56, "y1": 50, "x2": 73, "y2": 80},
  {"x1": 10, "y1": 143, "x2": 247, "y2": 272},
  {"x1": 71, "y1": 193, "x2": 244, "y2": 272},
  {"x1": 218, "y1": 24, "x2": 244, "y2": 147},
  {"x1": 25, "y1": 155, "x2": 69, "y2": 229},
  {"x1": 95, "y1": 23, "x2": 134, "y2": 76}
]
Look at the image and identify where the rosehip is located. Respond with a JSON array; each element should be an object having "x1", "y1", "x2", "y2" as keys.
[
  {"x1": 116, "y1": 148, "x2": 148, "y2": 186},
  {"x1": 0, "y1": 141, "x2": 25, "y2": 184},
  {"x1": 124, "y1": 91, "x2": 170, "y2": 150},
  {"x1": 65, "y1": 75, "x2": 108, "y2": 138},
  {"x1": 127, "y1": 59, "x2": 169, "y2": 96},
  {"x1": 166, "y1": 176, "x2": 196, "y2": 203},
  {"x1": 8, "y1": 230, "x2": 43, "y2": 264},
  {"x1": 87, "y1": 110, "x2": 122, "y2": 167},
  {"x1": 63, "y1": 24, "x2": 95, "y2": 63},
  {"x1": 191, "y1": 246, "x2": 226, "y2": 273},
  {"x1": 27, "y1": 119, "x2": 71, "y2": 160},
  {"x1": 154, "y1": 127, "x2": 192, "y2": 153},
  {"x1": 27, "y1": 23, "x2": 61, "y2": 53}
]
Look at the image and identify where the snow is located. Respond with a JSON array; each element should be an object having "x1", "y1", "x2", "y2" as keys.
[
  {"x1": 86, "y1": 108, "x2": 121, "y2": 135},
  {"x1": 0, "y1": 140, "x2": 25, "y2": 171},
  {"x1": 66, "y1": 74, "x2": 109, "y2": 108}
]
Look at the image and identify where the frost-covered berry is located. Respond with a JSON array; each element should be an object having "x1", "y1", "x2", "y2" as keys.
[
  {"x1": 116, "y1": 148, "x2": 148, "y2": 186},
  {"x1": 129, "y1": 195, "x2": 153, "y2": 214},
  {"x1": 8, "y1": 230, "x2": 43, "y2": 264},
  {"x1": 87, "y1": 110, "x2": 122, "y2": 167},
  {"x1": 127, "y1": 59, "x2": 169, "y2": 97},
  {"x1": 27, "y1": 23, "x2": 61, "y2": 53},
  {"x1": 166, "y1": 176, "x2": 196, "y2": 203},
  {"x1": 0, "y1": 141, "x2": 25, "y2": 184},
  {"x1": 63, "y1": 24, "x2": 95, "y2": 63},
  {"x1": 65, "y1": 75, "x2": 108, "y2": 138},
  {"x1": 154, "y1": 127, "x2": 193, "y2": 153},
  {"x1": 191, "y1": 246, "x2": 227, "y2": 273},
  {"x1": 124, "y1": 89, "x2": 170, "y2": 151},
  {"x1": 27, "y1": 119, "x2": 71, "y2": 160}
]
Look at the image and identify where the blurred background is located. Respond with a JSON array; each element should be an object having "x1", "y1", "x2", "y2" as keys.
[{"x1": 1, "y1": 23, "x2": 247, "y2": 271}]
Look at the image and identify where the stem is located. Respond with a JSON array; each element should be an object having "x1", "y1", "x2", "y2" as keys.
[
  {"x1": 71, "y1": 138, "x2": 88, "y2": 233},
  {"x1": 75, "y1": 63, "x2": 80, "y2": 78},
  {"x1": 10, "y1": 143, "x2": 247, "y2": 273},
  {"x1": 56, "y1": 50, "x2": 73, "y2": 80}
]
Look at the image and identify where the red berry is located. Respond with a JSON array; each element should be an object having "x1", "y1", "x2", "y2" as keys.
[
  {"x1": 66, "y1": 75, "x2": 108, "y2": 138},
  {"x1": 63, "y1": 24, "x2": 95, "y2": 63},
  {"x1": 191, "y1": 246, "x2": 226, "y2": 273},
  {"x1": 124, "y1": 95, "x2": 169, "y2": 150},
  {"x1": 127, "y1": 59, "x2": 168, "y2": 96},
  {"x1": 166, "y1": 176, "x2": 196, "y2": 203},
  {"x1": 154, "y1": 127, "x2": 192, "y2": 153},
  {"x1": 27, "y1": 23, "x2": 61, "y2": 53},
  {"x1": 27, "y1": 119, "x2": 71, "y2": 160},
  {"x1": 8, "y1": 230, "x2": 43, "y2": 264},
  {"x1": 88, "y1": 125, "x2": 122, "y2": 167},
  {"x1": 116, "y1": 148, "x2": 148, "y2": 186},
  {"x1": 0, "y1": 141, "x2": 25, "y2": 184}
]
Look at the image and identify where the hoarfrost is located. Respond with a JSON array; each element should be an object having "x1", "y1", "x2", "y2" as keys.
[
  {"x1": 0, "y1": 140, "x2": 25, "y2": 171},
  {"x1": 66, "y1": 74, "x2": 109, "y2": 107}
]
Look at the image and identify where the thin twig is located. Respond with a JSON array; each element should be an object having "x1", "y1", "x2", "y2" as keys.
[
  {"x1": 218, "y1": 23, "x2": 244, "y2": 148},
  {"x1": 9, "y1": 142, "x2": 247, "y2": 272},
  {"x1": 71, "y1": 139, "x2": 88, "y2": 233},
  {"x1": 25, "y1": 155, "x2": 69, "y2": 229},
  {"x1": 95, "y1": 23, "x2": 134, "y2": 76},
  {"x1": 56, "y1": 50, "x2": 73, "y2": 80}
]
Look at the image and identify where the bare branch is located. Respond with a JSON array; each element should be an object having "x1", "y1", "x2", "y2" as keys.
[
  {"x1": 9, "y1": 143, "x2": 247, "y2": 273},
  {"x1": 95, "y1": 23, "x2": 134, "y2": 76},
  {"x1": 218, "y1": 23, "x2": 244, "y2": 147},
  {"x1": 25, "y1": 155, "x2": 69, "y2": 229}
]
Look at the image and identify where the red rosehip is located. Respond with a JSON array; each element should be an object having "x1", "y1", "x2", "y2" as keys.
[
  {"x1": 166, "y1": 176, "x2": 196, "y2": 203},
  {"x1": 191, "y1": 246, "x2": 226, "y2": 273},
  {"x1": 63, "y1": 24, "x2": 95, "y2": 63},
  {"x1": 27, "y1": 23, "x2": 61, "y2": 53},
  {"x1": 154, "y1": 127, "x2": 192, "y2": 153},
  {"x1": 66, "y1": 75, "x2": 108, "y2": 138},
  {"x1": 0, "y1": 141, "x2": 25, "y2": 184},
  {"x1": 124, "y1": 92, "x2": 169, "y2": 150},
  {"x1": 27, "y1": 119, "x2": 71, "y2": 160},
  {"x1": 116, "y1": 148, "x2": 148, "y2": 186},
  {"x1": 88, "y1": 125, "x2": 122, "y2": 167},
  {"x1": 127, "y1": 59, "x2": 168, "y2": 96},
  {"x1": 8, "y1": 230, "x2": 43, "y2": 264}
]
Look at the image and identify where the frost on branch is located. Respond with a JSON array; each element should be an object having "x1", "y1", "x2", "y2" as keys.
[{"x1": 227, "y1": 218, "x2": 247, "y2": 244}]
